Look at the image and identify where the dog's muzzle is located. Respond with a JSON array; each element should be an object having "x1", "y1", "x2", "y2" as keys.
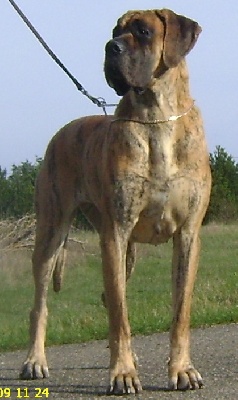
[
  {"x1": 105, "y1": 39, "x2": 126, "y2": 57},
  {"x1": 104, "y1": 38, "x2": 131, "y2": 96}
]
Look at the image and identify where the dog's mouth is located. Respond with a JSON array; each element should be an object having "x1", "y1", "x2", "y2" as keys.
[
  {"x1": 104, "y1": 38, "x2": 150, "y2": 96},
  {"x1": 104, "y1": 58, "x2": 148, "y2": 97},
  {"x1": 104, "y1": 60, "x2": 131, "y2": 96},
  {"x1": 104, "y1": 38, "x2": 131, "y2": 96}
]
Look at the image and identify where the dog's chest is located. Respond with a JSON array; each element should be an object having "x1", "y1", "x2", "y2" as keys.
[
  {"x1": 124, "y1": 129, "x2": 193, "y2": 244},
  {"x1": 131, "y1": 173, "x2": 196, "y2": 245}
]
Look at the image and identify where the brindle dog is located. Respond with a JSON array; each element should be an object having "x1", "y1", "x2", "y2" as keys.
[{"x1": 20, "y1": 8, "x2": 211, "y2": 395}]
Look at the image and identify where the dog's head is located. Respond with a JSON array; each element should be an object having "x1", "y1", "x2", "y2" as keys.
[{"x1": 104, "y1": 9, "x2": 201, "y2": 96}]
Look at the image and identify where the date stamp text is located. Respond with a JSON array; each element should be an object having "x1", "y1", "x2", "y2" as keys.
[{"x1": 0, "y1": 388, "x2": 49, "y2": 398}]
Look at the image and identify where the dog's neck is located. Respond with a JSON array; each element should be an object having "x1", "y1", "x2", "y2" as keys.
[{"x1": 115, "y1": 60, "x2": 192, "y2": 123}]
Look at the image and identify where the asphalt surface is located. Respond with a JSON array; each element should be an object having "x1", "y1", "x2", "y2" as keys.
[{"x1": 0, "y1": 324, "x2": 237, "y2": 399}]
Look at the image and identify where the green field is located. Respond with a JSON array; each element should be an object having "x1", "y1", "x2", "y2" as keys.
[{"x1": 0, "y1": 224, "x2": 238, "y2": 352}]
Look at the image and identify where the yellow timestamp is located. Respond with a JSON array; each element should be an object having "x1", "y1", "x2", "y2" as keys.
[{"x1": 0, "y1": 388, "x2": 49, "y2": 398}]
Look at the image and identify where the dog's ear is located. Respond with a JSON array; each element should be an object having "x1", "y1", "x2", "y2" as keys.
[{"x1": 156, "y1": 9, "x2": 202, "y2": 68}]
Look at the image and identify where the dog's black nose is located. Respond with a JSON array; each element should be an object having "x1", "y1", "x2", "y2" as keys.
[{"x1": 105, "y1": 39, "x2": 125, "y2": 56}]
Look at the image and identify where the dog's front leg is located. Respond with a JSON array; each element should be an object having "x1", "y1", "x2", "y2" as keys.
[
  {"x1": 168, "y1": 227, "x2": 203, "y2": 390},
  {"x1": 100, "y1": 224, "x2": 142, "y2": 395}
]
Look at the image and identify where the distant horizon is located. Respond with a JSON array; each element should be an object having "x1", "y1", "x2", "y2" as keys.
[{"x1": 2, "y1": 144, "x2": 238, "y2": 176}]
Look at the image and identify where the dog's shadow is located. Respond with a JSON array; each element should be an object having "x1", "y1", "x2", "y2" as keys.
[{"x1": 0, "y1": 365, "x2": 170, "y2": 396}]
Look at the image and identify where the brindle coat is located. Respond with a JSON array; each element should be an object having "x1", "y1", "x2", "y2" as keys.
[{"x1": 20, "y1": 9, "x2": 211, "y2": 395}]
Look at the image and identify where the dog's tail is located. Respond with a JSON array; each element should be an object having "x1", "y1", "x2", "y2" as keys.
[{"x1": 53, "y1": 236, "x2": 68, "y2": 292}]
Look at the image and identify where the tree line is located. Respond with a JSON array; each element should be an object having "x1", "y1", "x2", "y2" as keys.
[{"x1": 0, "y1": 146, "x2": 238, "y2": 225}]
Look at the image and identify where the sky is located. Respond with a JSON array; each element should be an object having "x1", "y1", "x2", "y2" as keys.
[{"x1": 1, "y1": 1, "x2": 238, "y2": 172}]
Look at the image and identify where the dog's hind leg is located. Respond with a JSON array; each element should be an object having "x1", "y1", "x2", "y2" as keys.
[
  {"x1": 53, "y1": 235, "x2": 68, "y2": 293},
  {"x1": 126, "y1": 241, "x2": 136, "y2": 282},
  {"x1": 20, "y1": 214, "x2": 72, "y2": 380},
  {"x1": 20, "y1": 164, "x2": 75, "y2": 379}
]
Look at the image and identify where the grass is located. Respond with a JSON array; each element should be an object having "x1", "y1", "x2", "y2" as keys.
[{"x1": 0, "y1": 224, "x2": 238, "y2": 352}]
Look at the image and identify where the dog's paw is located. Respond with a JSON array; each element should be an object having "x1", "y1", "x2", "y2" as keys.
[
  {"x1": 168, "y1": 363, "x2": 203, "y2": 390},
  {"x1": 107, "y1": 372, "x2": 142, "y2": 395},
  {"x1": 20, "y1": 360, "x2": 49, "y2": 380},
  {"x1": 107, "y1": 359, "x2": 142, "y2": 396}
]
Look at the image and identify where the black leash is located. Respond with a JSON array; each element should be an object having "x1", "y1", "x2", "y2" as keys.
[{"x1": 8, "y1": 0, "x2": 117, "y2": 115}]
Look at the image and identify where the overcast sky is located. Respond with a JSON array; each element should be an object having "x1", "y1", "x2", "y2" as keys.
[{"x1": 1, "y1": 1, "x2": 238, "y2": 172}]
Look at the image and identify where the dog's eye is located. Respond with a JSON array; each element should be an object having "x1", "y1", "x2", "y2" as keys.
[
  {"x1": 137, "y1": 26, "x2": 150, "y2": 37},
  {"x1": 132, "y1": 20, "x2": 152, "y2": 40}
]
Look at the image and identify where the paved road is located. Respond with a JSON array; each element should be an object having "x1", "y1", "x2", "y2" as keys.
[{"x1": 0, "y1": 324, "x2": 237, "y2": 399}]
